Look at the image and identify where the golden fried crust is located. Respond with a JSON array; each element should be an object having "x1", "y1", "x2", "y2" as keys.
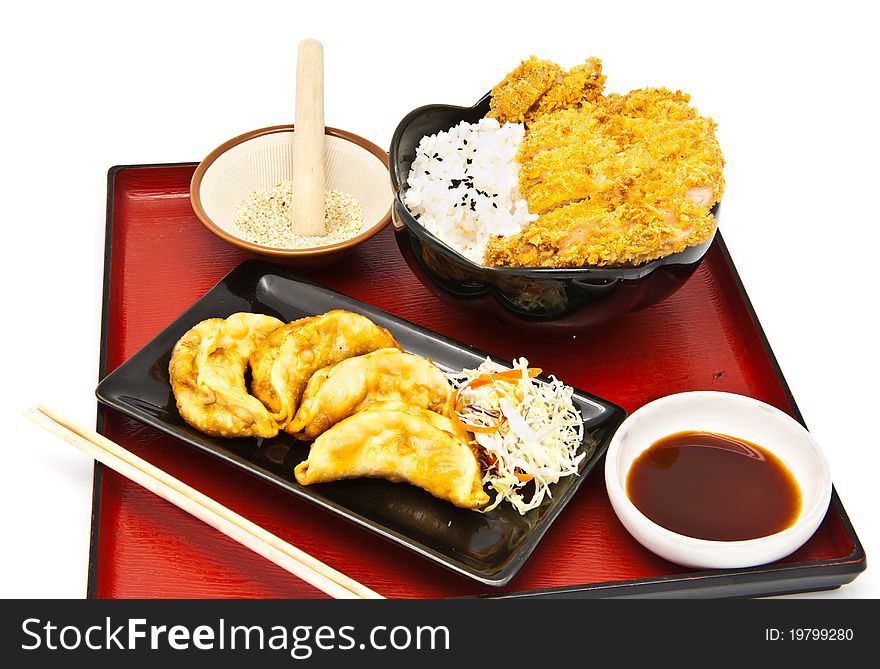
[
  {"x1": 288, "y1": 349, "x2": 452, "y2": 440},
  {"x1": 488, "y1": 56, "x2": 607, "y2": 125},
  {"x1": 485, "y1": 87, "x2": 725, "y2": 267},
  {"x1": 526, "y1": 57, "x2": 606, "y2": 122},
  {"x1": 485, "y1": 199, "x2": 717, "y2": 267},
  {"x1": 249, "y1": 310, "x2": 402, "y2": 430},
  {"x1": 357, "y1": 400, "x2": 472, "y2": 445},
  {"x1": 169, "y1": 313, "x2": 284, "y2": 438},
  {"x1": 294, "y1": 409, "x2": 489, "y2": 510},
  {"x1": 486, "y1": 56, "x2": 561, "y2": 124},
  {"x1": 249, "y1": 316, "x2": 315, "y2": 417}
]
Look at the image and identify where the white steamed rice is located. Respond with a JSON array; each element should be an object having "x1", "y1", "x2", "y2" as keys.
[{"x1": 404, "y1": 118, "x2": 536, "y2": 264}]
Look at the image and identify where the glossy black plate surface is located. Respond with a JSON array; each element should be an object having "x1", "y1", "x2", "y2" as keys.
[{"x1": 95, "y1": 259, "x2": 626, "y2": 586}]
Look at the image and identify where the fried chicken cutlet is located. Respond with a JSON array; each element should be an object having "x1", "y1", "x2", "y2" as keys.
[
  {"x1": 485, "y1": 87, "x2": 724, "y2": 267},
  {"x1": 486, "y1": 56, "x2": 561, "y2": 124},
  {"x1": 487, "y1": 57, "x2": 605, "y2": 124}
]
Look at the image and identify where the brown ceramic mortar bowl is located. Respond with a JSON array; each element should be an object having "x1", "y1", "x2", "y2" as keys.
[{"x1": 191, "y1": 125, "x2": 392, "y2": 271}]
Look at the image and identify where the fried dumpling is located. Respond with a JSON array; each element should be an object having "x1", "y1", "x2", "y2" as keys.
[
  {"x1": 249, "y1": 316, "x2": 315, "y2": 420},
  {"x1": 287, "y1": 349, "x2": 452, "y2": 439},
  {"x1": 358, "y1": 400, "x2": 472, "y2": 445},
  {"x1": 249, "y1": 310, "x2": 401, "y2": 427},
  {"x1": 169, "y1": 313, "x2": 284, "y2": 438},
  {"x1": 294, "y1": 408, "x2": 489, "y2": 510}
]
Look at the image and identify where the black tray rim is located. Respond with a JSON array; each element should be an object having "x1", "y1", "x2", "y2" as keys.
[{"x1": 88, "y1": 163, "x2": 867, "y2": 599}]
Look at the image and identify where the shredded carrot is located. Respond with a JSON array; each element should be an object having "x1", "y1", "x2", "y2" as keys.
[
  {"x1": 445, "y1": 368, "x2": 541, "y2": 437},
  {"x1": 453, "y1": 368, "x2": 540, "y2": 408},
  {"x1": 514, "y1": 471, "x2": 534, "y2": 483},
  {"x1": 464, "y1": 368, "x2": 542, "y2": 390}
]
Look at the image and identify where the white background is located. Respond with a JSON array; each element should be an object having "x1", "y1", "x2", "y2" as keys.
[{"x1": 1, "y1": 0, "x2": 877, "y2": 598}]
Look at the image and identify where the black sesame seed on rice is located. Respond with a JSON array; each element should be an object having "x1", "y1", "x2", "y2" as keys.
[{"x1": 402, "y1": 118, "x2": 531, "y2": 264}]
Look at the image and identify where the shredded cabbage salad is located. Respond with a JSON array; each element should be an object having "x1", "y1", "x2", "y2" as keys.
[{"x1": 446, "y1": 357, "x2": 585, "y2": 514}]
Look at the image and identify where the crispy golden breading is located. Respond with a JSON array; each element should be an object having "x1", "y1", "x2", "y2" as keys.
[
  {"x1": 485, "y1": 87, "x2": 725, "y2": 267},
  {"x1": 294, "y1": 408, "x2": 489, "y2": 510},
  {"x1": 526, "y1": 57, "x2": 606, "y2": 122},
  {"x1": 486, "y1": 56, "x2": 561, "y2": 124},
  {"x1": 169, "y1": 313, "x2": 284, "y2": 438},
  {"x1": 488, "y1": 56, "x2": 606, "y2": 125},
  {"x1": 287, "y1": 349, "x2": 452, "y2": 440},
  {"x1": 485, "y1": 197, "x2": 716, "y2": 267}
]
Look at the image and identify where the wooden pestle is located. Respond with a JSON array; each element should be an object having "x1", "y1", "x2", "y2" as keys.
[{"x1": 291, "y1": 38, "x2": 326, "y2": 236}]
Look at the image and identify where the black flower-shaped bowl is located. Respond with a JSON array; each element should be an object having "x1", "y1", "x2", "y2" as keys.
[{"x1": 389, "y1": 94, "x2": 719, "y2": 332}]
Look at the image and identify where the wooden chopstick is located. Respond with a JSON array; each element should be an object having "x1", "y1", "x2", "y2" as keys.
[{"x1": 24, "y1": 405, "x2": 383, "y2": 600}]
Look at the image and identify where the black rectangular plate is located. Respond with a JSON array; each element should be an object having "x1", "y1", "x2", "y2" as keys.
[{"x1": 95, "y1": 259, "x2": 626, "y2": 586}]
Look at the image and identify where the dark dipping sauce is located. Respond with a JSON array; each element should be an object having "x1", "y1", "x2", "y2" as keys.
[{"x1": 626, "y1": 431, "x2": 802, "y2": 541}]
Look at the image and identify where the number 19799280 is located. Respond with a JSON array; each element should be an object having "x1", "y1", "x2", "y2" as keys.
[{"x1": 765, "y1": 628, "x2": 854, "y2": 641}]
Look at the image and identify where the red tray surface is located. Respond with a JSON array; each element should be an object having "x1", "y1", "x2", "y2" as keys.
[{"x1": 93, "y1": 164, "x2": 859, "y2": 598}]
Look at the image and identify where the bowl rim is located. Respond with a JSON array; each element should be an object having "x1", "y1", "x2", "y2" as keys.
[
  {"x1": 388, "y1": 94, "x2": 719, "y2": 279},
  {"x1": 190, "y1": 124, "x2": 392, "y2": 258},
  {"x1": 603, "y1": 391, "x2": 833, "y2": 568}
]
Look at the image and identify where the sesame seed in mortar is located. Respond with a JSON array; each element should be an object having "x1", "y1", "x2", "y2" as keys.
[{"x1": 234, "y1": 181, "x2": 364, "y2": 249}]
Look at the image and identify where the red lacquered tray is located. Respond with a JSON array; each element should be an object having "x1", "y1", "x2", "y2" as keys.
[{"x1": 89, "y1": 164, "x2": 865, "y2": 598}]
